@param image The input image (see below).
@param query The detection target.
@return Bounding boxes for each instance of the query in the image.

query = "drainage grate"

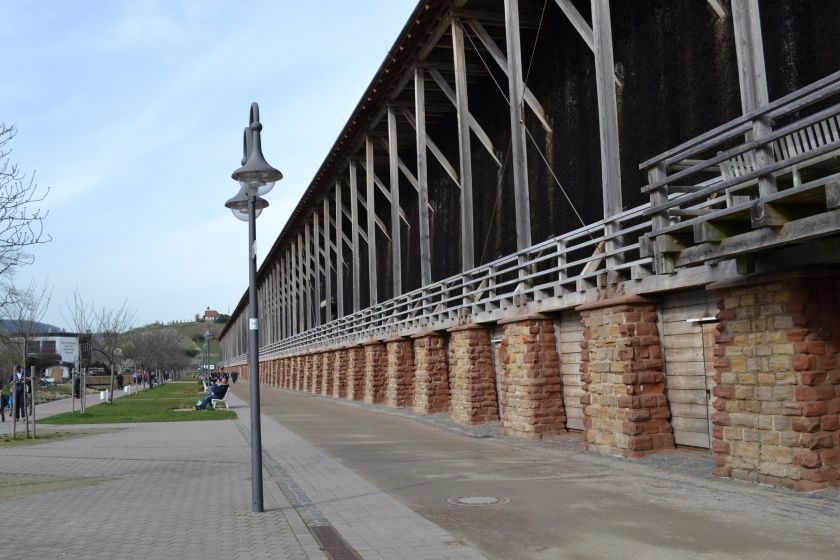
[310,525,361,560]
[446,496,511,507]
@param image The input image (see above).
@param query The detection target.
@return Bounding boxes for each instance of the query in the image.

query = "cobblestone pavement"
[0,412,324,559]
[1,386,487,560]
[0,385,139,436]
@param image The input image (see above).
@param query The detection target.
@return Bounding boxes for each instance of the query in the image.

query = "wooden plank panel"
[675,431,711,448]
[668,389,709,405]
[556,313,583,431]
[660,291,715,448]
[671,416,712,433]
[670,402,709,419]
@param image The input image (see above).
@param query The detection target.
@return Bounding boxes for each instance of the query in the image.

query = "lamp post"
[203,327,212,377]
[225,102,282,513]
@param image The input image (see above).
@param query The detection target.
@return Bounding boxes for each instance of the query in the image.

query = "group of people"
[194,373,230,410]
[0,367,31,423]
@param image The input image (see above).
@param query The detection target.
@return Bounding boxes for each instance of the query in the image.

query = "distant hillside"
[0,319,64,333]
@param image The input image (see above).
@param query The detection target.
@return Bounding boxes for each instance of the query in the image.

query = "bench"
[211,390,230,409]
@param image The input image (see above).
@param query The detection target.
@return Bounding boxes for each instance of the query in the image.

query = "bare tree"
[3,279,52,368]
[126,327,191,383]
[0,124,50,278]
[92,302,135,403]
[1,279,51,438]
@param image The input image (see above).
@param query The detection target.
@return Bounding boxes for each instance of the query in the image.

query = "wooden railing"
[223,204,652,364]
[640,71,840,273]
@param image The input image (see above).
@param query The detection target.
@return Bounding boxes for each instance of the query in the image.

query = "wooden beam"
[356,189,391,240]
[366,136,378,304]
[313,213,322,327]
[415,67,433,288]
[553,0,593,51]
[706,0,727,19]
[592,0,622,220]
[678,209,840,266]
[388,106,403,297]
[505,0,532,251]
[357,159,409,226]
[732,0,775,198]
[304,224,313,330]
[334,181,344,318]
[349,161,361,313]
[427,68,502,167]
[323,198,332,323]
[452,17,475,270]
[732,0,769,114]
[398,106,461,189]
[463,18,552,133]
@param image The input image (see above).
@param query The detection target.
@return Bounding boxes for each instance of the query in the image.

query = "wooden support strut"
[427,67,502,167]
[366,136,378,305]
[504,0,532,252]
[335,181,345,318]
[398,106,461,189]
[452,17,475,271]
[415,66,433,289]
[463,17,551,133]
[387,106,403,298]
[349,161,361,313]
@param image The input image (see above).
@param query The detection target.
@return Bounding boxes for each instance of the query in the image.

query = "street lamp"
[203,327,212,377]
[225,102,282,513]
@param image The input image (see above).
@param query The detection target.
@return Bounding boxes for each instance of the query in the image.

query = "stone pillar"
[712,273,840,490]
[346,346,365,401]
[447,325,499,425]
[578,296,674,458]
[385,338,415,408]
[363,341,387,404]
[413,333,450,414]
[333,349,348,399]
[499,317,566,440]
[322,351,334,396]
[293,355,302,391]
[312,353,323,394]
[305,354,315,392]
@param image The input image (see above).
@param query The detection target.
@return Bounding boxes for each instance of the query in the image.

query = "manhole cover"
[446,496,511,507]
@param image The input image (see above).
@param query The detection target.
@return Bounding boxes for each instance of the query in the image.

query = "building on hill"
[219,0,840,491]
[203,307,220,322]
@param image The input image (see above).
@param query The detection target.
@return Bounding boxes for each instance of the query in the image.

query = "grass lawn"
[43,381,235,424]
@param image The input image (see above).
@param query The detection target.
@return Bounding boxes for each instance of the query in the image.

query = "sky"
[0,0,418,329]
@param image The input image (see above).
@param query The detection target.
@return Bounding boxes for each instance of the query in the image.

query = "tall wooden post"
[323,197,333,323]
[504,0,531,251]
[335,180,346,317]
[592,0,622,273]
[414,67,432,288]
[349,162,361,312]
[366,136,378,304]
[388,106,403,297]
[452,18,475,271]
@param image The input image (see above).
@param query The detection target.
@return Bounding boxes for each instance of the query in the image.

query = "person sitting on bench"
[195,377,228,410]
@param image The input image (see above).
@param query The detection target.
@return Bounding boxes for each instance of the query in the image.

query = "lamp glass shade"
[225,186,268,221]
[241,180,275,197]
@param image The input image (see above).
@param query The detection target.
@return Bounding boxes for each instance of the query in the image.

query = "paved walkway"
[242,384,840,560]
[0,384,487,560]
[3,382,839,559]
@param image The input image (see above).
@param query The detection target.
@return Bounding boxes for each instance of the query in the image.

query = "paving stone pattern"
[2,388,488,560]
[0,419,321,560]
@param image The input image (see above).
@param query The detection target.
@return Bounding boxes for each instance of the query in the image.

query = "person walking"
[11,367,25,420]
